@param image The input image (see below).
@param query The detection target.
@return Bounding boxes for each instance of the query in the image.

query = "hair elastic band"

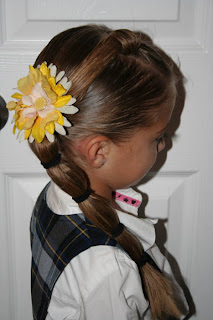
[138,252,161,273]
[72,190,91,203]
[41,153,61,169]
[111,222,125,238]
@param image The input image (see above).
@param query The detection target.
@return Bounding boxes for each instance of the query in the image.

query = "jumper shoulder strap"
[30,183,117,320]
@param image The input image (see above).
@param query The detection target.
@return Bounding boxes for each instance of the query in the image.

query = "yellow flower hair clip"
[6,62,78,143]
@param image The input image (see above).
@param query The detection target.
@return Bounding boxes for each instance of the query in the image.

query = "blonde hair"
[30,25,182,319]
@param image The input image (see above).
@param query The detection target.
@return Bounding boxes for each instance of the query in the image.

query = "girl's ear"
[78,135,111,168]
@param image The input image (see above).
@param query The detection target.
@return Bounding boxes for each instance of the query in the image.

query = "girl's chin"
[116,178,146,190]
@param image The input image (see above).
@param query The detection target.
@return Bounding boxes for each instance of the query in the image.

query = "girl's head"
[32,24,177,190]
[9,25,182,319]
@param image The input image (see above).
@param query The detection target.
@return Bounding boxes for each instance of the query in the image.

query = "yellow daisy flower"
[7,62,78,143]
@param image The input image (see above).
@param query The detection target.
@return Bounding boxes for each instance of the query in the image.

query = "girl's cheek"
[150,148,158,166]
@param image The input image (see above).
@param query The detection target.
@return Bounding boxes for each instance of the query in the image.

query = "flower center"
[35,97,47,110]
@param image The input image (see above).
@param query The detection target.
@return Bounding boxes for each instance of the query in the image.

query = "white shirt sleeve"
[46,246,149,320]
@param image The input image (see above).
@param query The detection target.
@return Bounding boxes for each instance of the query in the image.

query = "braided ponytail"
[31,137,181,320]
[30,25,184,319]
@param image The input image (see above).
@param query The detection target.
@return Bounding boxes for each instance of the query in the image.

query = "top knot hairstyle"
[30,25,182,319]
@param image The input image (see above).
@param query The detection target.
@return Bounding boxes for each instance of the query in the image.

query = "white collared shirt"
[45,182,185,320]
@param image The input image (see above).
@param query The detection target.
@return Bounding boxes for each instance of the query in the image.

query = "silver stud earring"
[100,160,105,167]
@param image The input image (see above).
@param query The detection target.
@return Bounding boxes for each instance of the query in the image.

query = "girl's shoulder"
[45,181,157,251]
[47,245,148,320]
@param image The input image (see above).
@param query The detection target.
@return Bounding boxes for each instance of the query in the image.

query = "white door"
[0,0,212,319]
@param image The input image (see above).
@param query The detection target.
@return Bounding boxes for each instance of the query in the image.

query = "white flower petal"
[31,82,44,100]
[48,63,53,68]
[68,105,78,114]
[59,77,68,87]
[55,122,66,135]
[45,130,55,143]
[63,117,72,127]
[50,65,57,78]
[67,97,76,105]
[64,81,72,93]
[37,64,41,69]
[11,118,15,124]
[44,61,47,65]
[17,130,21,139]
[22,95,33,106]
[18,130,25,142]
[23,107,37,118]
[29,133,34,143]
[56,105,79,114]
[56,71,65,83]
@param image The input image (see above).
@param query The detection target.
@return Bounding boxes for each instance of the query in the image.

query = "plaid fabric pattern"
[30,183,117,320]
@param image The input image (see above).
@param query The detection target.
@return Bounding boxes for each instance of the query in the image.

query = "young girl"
[7,25,186,320]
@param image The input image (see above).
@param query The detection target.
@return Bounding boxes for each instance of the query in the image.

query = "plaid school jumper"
[30,184,118,320]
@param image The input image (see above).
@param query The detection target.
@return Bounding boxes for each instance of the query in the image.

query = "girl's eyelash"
[156,132,168,143]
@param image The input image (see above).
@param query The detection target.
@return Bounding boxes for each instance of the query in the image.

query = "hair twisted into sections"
[30,25,182,319]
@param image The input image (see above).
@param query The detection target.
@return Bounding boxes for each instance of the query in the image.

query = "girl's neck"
[85,166,124,211]
[89,180,123,211]
[91,181,113,202]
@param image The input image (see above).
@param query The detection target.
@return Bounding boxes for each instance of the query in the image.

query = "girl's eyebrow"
[156,125,167,135]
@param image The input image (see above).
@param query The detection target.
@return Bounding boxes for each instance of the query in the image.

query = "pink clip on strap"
[113,191,141,207]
